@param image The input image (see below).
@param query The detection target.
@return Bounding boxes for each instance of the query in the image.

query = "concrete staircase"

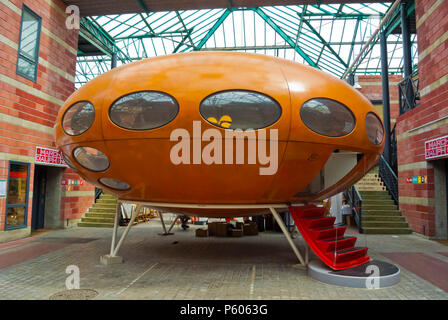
[78,193,117,228]
[356,169,412,234]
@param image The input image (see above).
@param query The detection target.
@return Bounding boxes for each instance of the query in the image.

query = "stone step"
[100,193,116,198]
[362,210,402,216]
[358,175,381,180]
[362,204,398,211]
[368,166,379,173]
[359,191,390,196]
[362,227,413,234]
[91,203,117,209]
[81,217,115,223]
[78,222,114,228]
[362,215,406,222]
[362,199,395,205]
[88,207,116,213]
[362,221,409,228]
[96,199,117,204]
[357,184,384,188]
[85,213,116,218]
[360,194,392,200]
[357,176,381,181]
[357,186,386,191]
[357,181,383,186]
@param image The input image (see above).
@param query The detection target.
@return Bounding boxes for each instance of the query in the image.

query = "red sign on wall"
[35,146,67,167]
[425,135,448,160]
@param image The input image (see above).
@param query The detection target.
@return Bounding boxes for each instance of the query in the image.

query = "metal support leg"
[110,203,121,256]
[112,204,140,256]
[167,215,180,233]
[101,204,141,265]
[269,207,307,267]
[158,212,174,236]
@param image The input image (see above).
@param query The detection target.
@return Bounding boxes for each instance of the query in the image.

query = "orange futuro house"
[54,52,384,217]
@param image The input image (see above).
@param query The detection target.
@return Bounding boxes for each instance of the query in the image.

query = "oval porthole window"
[300,98,355,137]
[61,152,77,171]
[365,112,384,145]
[109,91,179,130]
[99,178,130,191]
[73,147,109,172]
[62,101,95,136]
[199,90,282,130]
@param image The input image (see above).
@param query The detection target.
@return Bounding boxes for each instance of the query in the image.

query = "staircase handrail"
[344,184,363,234]
[94,188,103,203]
[379,155,399,205]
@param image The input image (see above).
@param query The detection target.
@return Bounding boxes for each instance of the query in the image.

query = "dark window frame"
[16,4,42,82]
[4,161,30,231]
[299,97,356,138]
[62,101,95,136]
[199,89,283,130]
[109,90,180,131]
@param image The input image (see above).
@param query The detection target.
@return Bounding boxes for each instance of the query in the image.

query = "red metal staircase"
[289,206,370,270]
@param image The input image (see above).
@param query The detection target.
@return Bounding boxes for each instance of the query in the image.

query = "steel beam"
[380,31,392,165]
[252,7,318,68]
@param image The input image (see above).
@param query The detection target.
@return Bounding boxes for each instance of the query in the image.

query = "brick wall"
[395,0,448,237]
[0,0,94,239]
[356,74,402,124]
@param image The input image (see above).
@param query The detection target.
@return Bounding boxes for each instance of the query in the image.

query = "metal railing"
[344,185,363,233]
[390,123,398,174]
[379,155,399,205]
[94,188,103,203]
[399,70,420,115]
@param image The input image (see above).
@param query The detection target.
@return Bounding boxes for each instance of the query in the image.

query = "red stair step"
[319,236,357,253]
[301,216,336,229]
[309,226,347,241]
[293,207,325,219]
[334,247,369,264]
[289,205,370,270]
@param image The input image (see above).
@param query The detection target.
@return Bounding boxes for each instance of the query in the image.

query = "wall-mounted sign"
[61,179,84,186]
[406,176,427,184]
[35,146,67,167]
[425,135,448,160]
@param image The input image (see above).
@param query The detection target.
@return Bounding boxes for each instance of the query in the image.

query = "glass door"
[5,162,30,230]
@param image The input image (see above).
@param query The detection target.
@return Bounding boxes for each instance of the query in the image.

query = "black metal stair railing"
[399,70,420,115]
[379,155,399,205]
[344,185,363,234]
[94,187,103,203]
[390,123,398,174]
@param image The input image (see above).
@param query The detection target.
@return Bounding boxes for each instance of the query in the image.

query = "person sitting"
[180,215,189,230]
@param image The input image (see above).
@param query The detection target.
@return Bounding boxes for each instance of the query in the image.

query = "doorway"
[434,159,448,239]
[31,165,47,230]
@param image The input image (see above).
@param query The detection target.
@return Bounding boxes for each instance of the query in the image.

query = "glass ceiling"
[76,2,418,88]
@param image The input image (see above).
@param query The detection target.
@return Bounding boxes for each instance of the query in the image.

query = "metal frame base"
[102,200,309,268]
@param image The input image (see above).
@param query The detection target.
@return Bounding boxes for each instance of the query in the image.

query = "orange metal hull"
[55,52,383,216]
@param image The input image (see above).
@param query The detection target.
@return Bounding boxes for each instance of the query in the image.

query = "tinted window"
[99,178,131,191]
[62,101,95,136]
[300,98,355,137]
[73,147,109,172]
[16,6,41,82]
[109,91,179,130]
[200,90,282,130]
[365,112,384,145]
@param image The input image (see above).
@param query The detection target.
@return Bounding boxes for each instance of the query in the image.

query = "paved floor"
[0,218,447,300]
